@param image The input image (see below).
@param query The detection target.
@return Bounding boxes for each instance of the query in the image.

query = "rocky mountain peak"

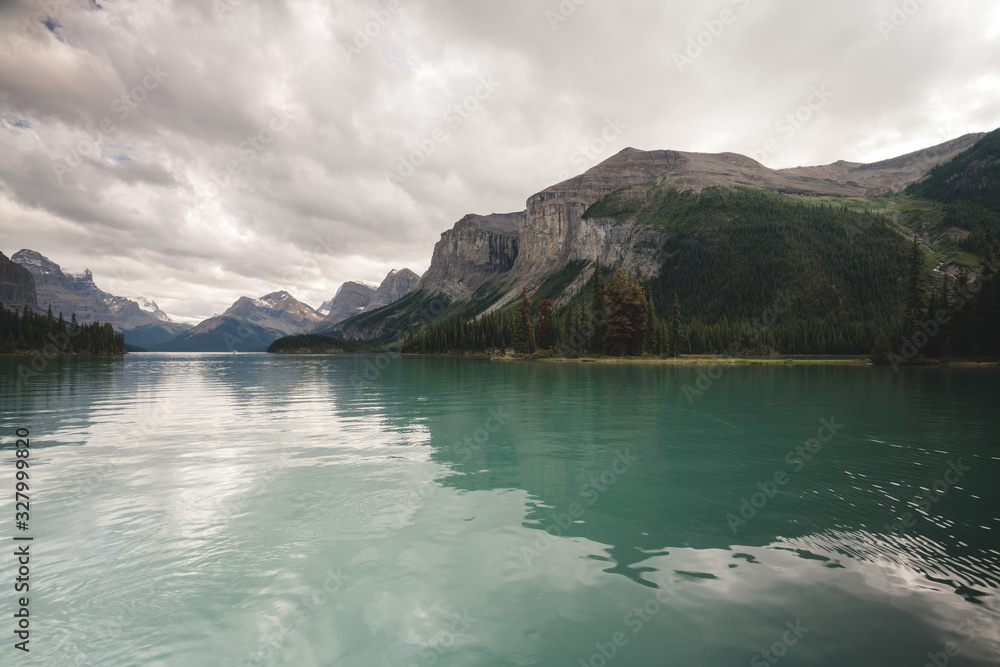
[11,249,75,290]
[318,281,378,327]
[362,268,421,313]
[224,291,322,329]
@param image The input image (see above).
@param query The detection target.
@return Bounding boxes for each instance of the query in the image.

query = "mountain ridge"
[326,129,997,345]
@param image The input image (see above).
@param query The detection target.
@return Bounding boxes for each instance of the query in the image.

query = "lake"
[1,354,998,666]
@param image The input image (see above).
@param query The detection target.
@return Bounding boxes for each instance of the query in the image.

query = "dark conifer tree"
[513,287,535,354]
[670,293,682,357]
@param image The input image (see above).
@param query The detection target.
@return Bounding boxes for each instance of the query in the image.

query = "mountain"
[314,270,420,340]
[329,130,997,348]
[152,291,322,352]
[316,281,377,328]
[11,250,191,348]
[224,292,325,332]
[0,251,37,309]
[362,269,420,312]
[103,295,193,349]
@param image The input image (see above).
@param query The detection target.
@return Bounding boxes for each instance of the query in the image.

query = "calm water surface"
[0,354,998,666]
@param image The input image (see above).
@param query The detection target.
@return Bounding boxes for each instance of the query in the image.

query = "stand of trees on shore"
[403,240,999,361]
[0,303,126,355]
[402,265,681,357]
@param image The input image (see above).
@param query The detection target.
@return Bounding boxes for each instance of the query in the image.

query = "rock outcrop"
[0,251,37,309]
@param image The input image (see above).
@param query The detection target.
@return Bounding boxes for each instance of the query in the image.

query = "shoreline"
[484,355,1000,366]
[493,355,871,365]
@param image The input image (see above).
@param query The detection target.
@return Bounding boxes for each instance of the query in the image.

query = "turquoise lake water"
[1,354,998,666]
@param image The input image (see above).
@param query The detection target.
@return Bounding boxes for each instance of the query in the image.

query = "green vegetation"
[0,304,126,355]
[266,333,360,354]
[582,185,644,222]
[403,311,514,354]
[875,242,999,363]
[631,185,911,354]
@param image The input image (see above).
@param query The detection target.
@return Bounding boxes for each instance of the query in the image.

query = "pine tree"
[670,293,681,357]
[536,299,555,351]
[870,332,891,364]
[590,262,606,354]
[513,287,535,354]
[602,271,651,356]
[902,240,925,341]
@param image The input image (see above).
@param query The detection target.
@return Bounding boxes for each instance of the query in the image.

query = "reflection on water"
[0,354,998,666]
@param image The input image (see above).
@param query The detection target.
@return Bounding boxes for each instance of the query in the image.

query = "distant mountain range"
[10,250,193,349]
[1,247,422,352]
[318,281,377,327]
[0,245,421,352]
[152,269,420,351]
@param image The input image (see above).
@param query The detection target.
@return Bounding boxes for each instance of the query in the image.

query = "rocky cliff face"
[0,252,37,309]
[318,281,376,327]
[415,213,521,299]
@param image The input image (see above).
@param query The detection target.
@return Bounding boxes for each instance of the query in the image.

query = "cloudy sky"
[1,0,998,319]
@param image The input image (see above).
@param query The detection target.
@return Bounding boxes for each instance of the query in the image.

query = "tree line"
[402,264,683,357]
[0,303,126,355]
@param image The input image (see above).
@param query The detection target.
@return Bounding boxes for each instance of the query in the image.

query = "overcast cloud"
[1,0,998,318]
